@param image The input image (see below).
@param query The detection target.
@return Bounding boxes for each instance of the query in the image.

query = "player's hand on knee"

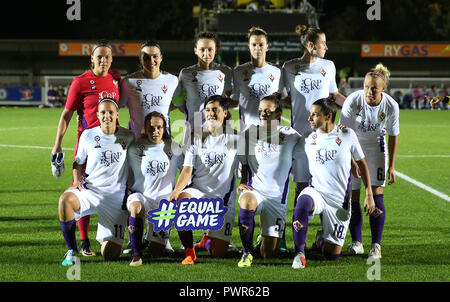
[168,189,181,202]
[237,184,253,194]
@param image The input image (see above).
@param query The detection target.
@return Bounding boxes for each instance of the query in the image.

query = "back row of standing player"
[53,24,399,268]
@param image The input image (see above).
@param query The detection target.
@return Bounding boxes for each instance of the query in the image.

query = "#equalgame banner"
[361,43,450,58]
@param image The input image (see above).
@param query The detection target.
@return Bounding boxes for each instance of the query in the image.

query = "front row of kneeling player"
[58,95,374,268]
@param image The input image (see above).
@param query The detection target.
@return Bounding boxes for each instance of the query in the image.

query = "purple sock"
[323,250,340,261]
[293,195,314,253]
[60,219,78,252]
[349,200,363,242]
[370,194,386,244]
[128,216,143,257]
[205,239,211,253]
[238,209,255,254]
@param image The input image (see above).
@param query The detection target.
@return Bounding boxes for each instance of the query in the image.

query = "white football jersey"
[339,90,400,146]
[75,126,135,195]
[303,126,365,208]
[119,70,180,139]
[128,139,183,202]
[231,62,285,128]
[283,58,338,134]
[183,132,239,198]
[243,125,303,203]
[178,63,232,127]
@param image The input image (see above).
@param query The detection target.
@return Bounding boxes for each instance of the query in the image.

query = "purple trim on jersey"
[379,135,385,153]
[246,166,253,187]
[309,174,314,188]
[222,175,236,207]
[81,115,87,131]
[121,188,129,211]
[281,168,292,204]
[342,170,352,210]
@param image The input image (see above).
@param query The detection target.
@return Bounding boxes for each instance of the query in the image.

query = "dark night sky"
[1,0,448,41]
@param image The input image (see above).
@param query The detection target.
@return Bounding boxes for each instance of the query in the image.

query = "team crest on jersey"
[311,133,317,145]
[161,84,168,94]
[90,80,95,84]
[192,71,198,82]
[94,136,101,148]
[113,80,118,88]
[243,70,249,82]
[139,145,146,156]
[293,220,303,232]
[167,151,173,160]
[380,112,386,121]
[91,85,96,90]
[217,74,223,83]
[136,80,142,92]
[320,68,326,77]
[336,137,342,146]
[120,140,127,150]
[269,73,274,82]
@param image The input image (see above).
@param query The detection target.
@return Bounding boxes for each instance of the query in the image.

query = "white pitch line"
[0,144,74,151]
[281,116,291,124]
[395,170,450,202]
[397,155,450,158]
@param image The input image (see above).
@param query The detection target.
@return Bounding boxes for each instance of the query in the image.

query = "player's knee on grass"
[323,242,342,261]
[260,236,280,259]
[101,241,122,261]
[209,238,229,258]
[239,192,258,211]
[58,192,80,221]
[148,242,165,257]
[129,201,145,218]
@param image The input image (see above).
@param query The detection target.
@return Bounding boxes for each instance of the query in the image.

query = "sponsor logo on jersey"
[90,80,95,84]
[136,80,142,92]
[300,78,322,94]
[204,151,227,167]
[358,120,380,132]
[139,145,146,156]
[100,150,122,167]
[257,141,279,158]
[146,160,169,176]
[315,148,338,164]
[249,83,271,99]
[143,93,163,109]
[199,84,220,99]
[98,91,117,100]
[94,136,101,148]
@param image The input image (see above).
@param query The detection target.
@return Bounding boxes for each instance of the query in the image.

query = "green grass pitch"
[0,106,448,283]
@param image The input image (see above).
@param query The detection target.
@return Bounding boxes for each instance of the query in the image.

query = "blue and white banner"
[0,87,42,102]
[148,198,228,232]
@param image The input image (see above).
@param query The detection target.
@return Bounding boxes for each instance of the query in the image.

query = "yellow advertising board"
[361,43,450,58]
